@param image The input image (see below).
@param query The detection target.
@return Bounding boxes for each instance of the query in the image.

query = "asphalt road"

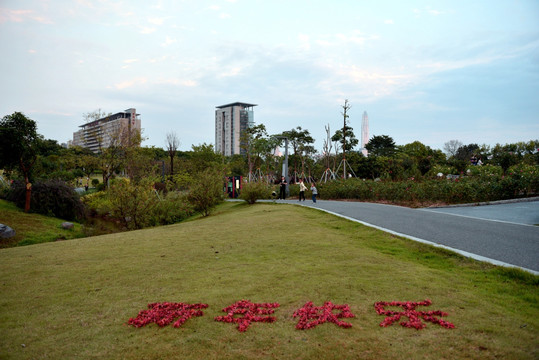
[274,198,539,274]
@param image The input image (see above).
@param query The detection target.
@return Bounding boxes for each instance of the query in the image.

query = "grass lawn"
[0,202,537,359]
[0,199,86,248]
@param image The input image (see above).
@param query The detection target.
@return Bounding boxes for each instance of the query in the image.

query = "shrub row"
[315,165,538,204]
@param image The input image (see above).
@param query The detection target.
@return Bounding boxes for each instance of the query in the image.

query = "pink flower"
[128,302,208,328]
[293,301,355,330]
[214,300,280,332]
[374,299,454,330]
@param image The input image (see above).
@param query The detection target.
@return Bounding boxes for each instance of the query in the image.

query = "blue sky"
[1,0,538,152]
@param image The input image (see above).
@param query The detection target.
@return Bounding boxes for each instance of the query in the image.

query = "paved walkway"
[271,198,539,274]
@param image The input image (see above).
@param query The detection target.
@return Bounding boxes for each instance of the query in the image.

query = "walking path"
[271,198,539,274]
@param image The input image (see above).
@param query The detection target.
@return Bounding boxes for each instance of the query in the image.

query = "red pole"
[24,182,31,212]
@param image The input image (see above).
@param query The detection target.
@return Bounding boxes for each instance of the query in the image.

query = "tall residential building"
[215,102,256,156]
[361,111,369,156]
[72,108,141,153]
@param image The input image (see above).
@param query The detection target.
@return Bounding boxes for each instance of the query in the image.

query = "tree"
[443,140,463,158]
[365,135,396,157]
[280,126,315,178]
[322,124,334,170]
[454,143,479,162]
[241,124,268,181]
[331,126,359,153]
[165,131,180,176]
[0,112,41,211]
[399,141,445,175]
[187,143,223,174]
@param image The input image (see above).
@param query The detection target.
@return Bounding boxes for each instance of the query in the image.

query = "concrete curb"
[425,196,539,209]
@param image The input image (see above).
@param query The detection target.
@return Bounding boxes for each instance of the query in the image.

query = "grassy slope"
[0,199,85,247]
[0,202,537,359]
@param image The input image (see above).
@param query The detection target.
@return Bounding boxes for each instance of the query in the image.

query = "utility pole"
[341,99,351,179]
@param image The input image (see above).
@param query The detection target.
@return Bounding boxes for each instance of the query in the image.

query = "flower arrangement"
[214,299,280,332]
[374,299,455,330]
[128,302,208,328]
[128,299,455,331]
[293,301,355,330]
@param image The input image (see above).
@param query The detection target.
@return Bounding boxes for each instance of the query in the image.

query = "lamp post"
[276,136,289,196]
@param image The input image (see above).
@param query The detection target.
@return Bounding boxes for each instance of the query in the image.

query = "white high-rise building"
[215,102,256,156]
[72,108,141,153]
[361,111,369,156]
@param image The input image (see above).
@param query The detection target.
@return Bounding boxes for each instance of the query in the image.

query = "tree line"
[1,110,537,230]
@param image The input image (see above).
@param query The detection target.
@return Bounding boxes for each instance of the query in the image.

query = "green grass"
[0,202,537,359]
[0,199,86,247]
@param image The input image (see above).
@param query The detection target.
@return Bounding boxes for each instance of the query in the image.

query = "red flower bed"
[293,301,355,330]
[214,299,280,332]
[128,302,208,328]
[374,299,455,330]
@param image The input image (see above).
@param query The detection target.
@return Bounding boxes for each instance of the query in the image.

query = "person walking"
[279,176,287,200]
[298,179,307,201]
[310,183,318,203]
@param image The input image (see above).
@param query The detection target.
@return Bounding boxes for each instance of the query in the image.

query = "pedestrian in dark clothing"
[279,176,287,200]
[310,183,318,203]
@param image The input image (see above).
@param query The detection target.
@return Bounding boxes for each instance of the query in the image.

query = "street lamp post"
[276,136,289,196]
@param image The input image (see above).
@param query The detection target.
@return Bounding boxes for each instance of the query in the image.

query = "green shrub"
[91,179,99,187]
[107,178,159,230]
[187,168,223,216]
[7,180,85,220]
[239,181,272,204]
[152,191,194,225]
[81,191,112,217]
[316,171,538,205]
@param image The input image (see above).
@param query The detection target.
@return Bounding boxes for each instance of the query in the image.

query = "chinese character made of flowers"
[293,301,355,330]
[214,299,280,332]
[374,299,455,330]
[128,302,208,328]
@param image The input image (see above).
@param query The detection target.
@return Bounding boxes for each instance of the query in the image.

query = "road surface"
[272,198,539,274]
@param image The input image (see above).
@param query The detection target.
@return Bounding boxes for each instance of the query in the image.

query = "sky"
[1,0,538,153]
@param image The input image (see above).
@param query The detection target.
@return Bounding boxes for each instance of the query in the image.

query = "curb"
[426,196,539,209]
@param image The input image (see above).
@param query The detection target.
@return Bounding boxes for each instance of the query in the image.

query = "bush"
[152,191,194,225]
[7,180,85,220]
[91,178,99,187]
[316,171,538,205]
[239,181,272,204]
[81,191,112,217]
[187,168,223,216]
[107,178,159,230]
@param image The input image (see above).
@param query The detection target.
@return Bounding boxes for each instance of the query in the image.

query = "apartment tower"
[215,102,256,156]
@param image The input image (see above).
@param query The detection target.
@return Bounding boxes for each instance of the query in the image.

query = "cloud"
[384,19,394,25]
[298,33,310,50]
[0,8,53,24]
[161,36,177,47]
[148,17,166,25]
[158,79,198,87]
[315,30,378,48]
[139,26,156,34]
[112,77,148,90]
[121,59,139,68]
